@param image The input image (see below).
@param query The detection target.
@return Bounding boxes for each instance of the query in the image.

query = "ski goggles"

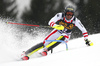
[66,12,73,16]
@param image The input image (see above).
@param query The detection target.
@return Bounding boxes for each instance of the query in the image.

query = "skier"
[21,6,93,60]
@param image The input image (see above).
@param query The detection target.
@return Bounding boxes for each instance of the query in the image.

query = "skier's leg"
[46,35,65,51]
[63,32,71,43]
[41,32,71,55]
[40,35,65,56]
[38,29,63,56]
[43,29,61,46]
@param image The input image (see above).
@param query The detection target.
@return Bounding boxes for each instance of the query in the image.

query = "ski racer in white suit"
[21,6,93,60]
[43,6,93,49]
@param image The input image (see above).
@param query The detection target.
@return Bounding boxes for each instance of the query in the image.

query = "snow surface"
[0,20,100,66]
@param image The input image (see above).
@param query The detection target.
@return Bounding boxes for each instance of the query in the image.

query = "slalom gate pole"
[45,40,68,51]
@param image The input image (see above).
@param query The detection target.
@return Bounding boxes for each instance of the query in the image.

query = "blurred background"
[0,0,100,39]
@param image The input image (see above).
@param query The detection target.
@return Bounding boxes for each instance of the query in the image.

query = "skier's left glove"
[85,39,93,46]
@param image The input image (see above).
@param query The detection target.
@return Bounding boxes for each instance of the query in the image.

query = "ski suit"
[43,12,88,51]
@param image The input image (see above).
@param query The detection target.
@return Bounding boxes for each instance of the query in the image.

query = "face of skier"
[65,12,73,20]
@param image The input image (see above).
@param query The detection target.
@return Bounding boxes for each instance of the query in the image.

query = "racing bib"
[56,20,75,30]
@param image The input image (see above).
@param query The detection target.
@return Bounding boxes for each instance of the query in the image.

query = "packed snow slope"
[0,19,100,66]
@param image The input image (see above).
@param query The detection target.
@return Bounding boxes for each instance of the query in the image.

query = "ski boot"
[40,51,47,56]
[39,49,48,56]
[21,51,29,60]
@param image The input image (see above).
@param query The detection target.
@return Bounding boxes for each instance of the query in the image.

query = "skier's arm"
[48,13,64,30]
[75,18,93,46]
[75,18,88,40]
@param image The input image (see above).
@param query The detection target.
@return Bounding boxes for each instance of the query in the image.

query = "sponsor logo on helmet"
[67,8,74,11]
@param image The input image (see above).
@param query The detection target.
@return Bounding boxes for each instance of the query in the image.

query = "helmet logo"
[67,8,74,11]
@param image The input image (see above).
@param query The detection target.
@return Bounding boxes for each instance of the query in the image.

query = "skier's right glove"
[85,39,93,46]
[52,25,64,30]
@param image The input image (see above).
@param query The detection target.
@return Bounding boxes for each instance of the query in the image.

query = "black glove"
[85,39,93,46]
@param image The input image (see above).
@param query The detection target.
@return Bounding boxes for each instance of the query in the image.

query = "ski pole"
[6,22,51,28]
[7,22,40,27]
